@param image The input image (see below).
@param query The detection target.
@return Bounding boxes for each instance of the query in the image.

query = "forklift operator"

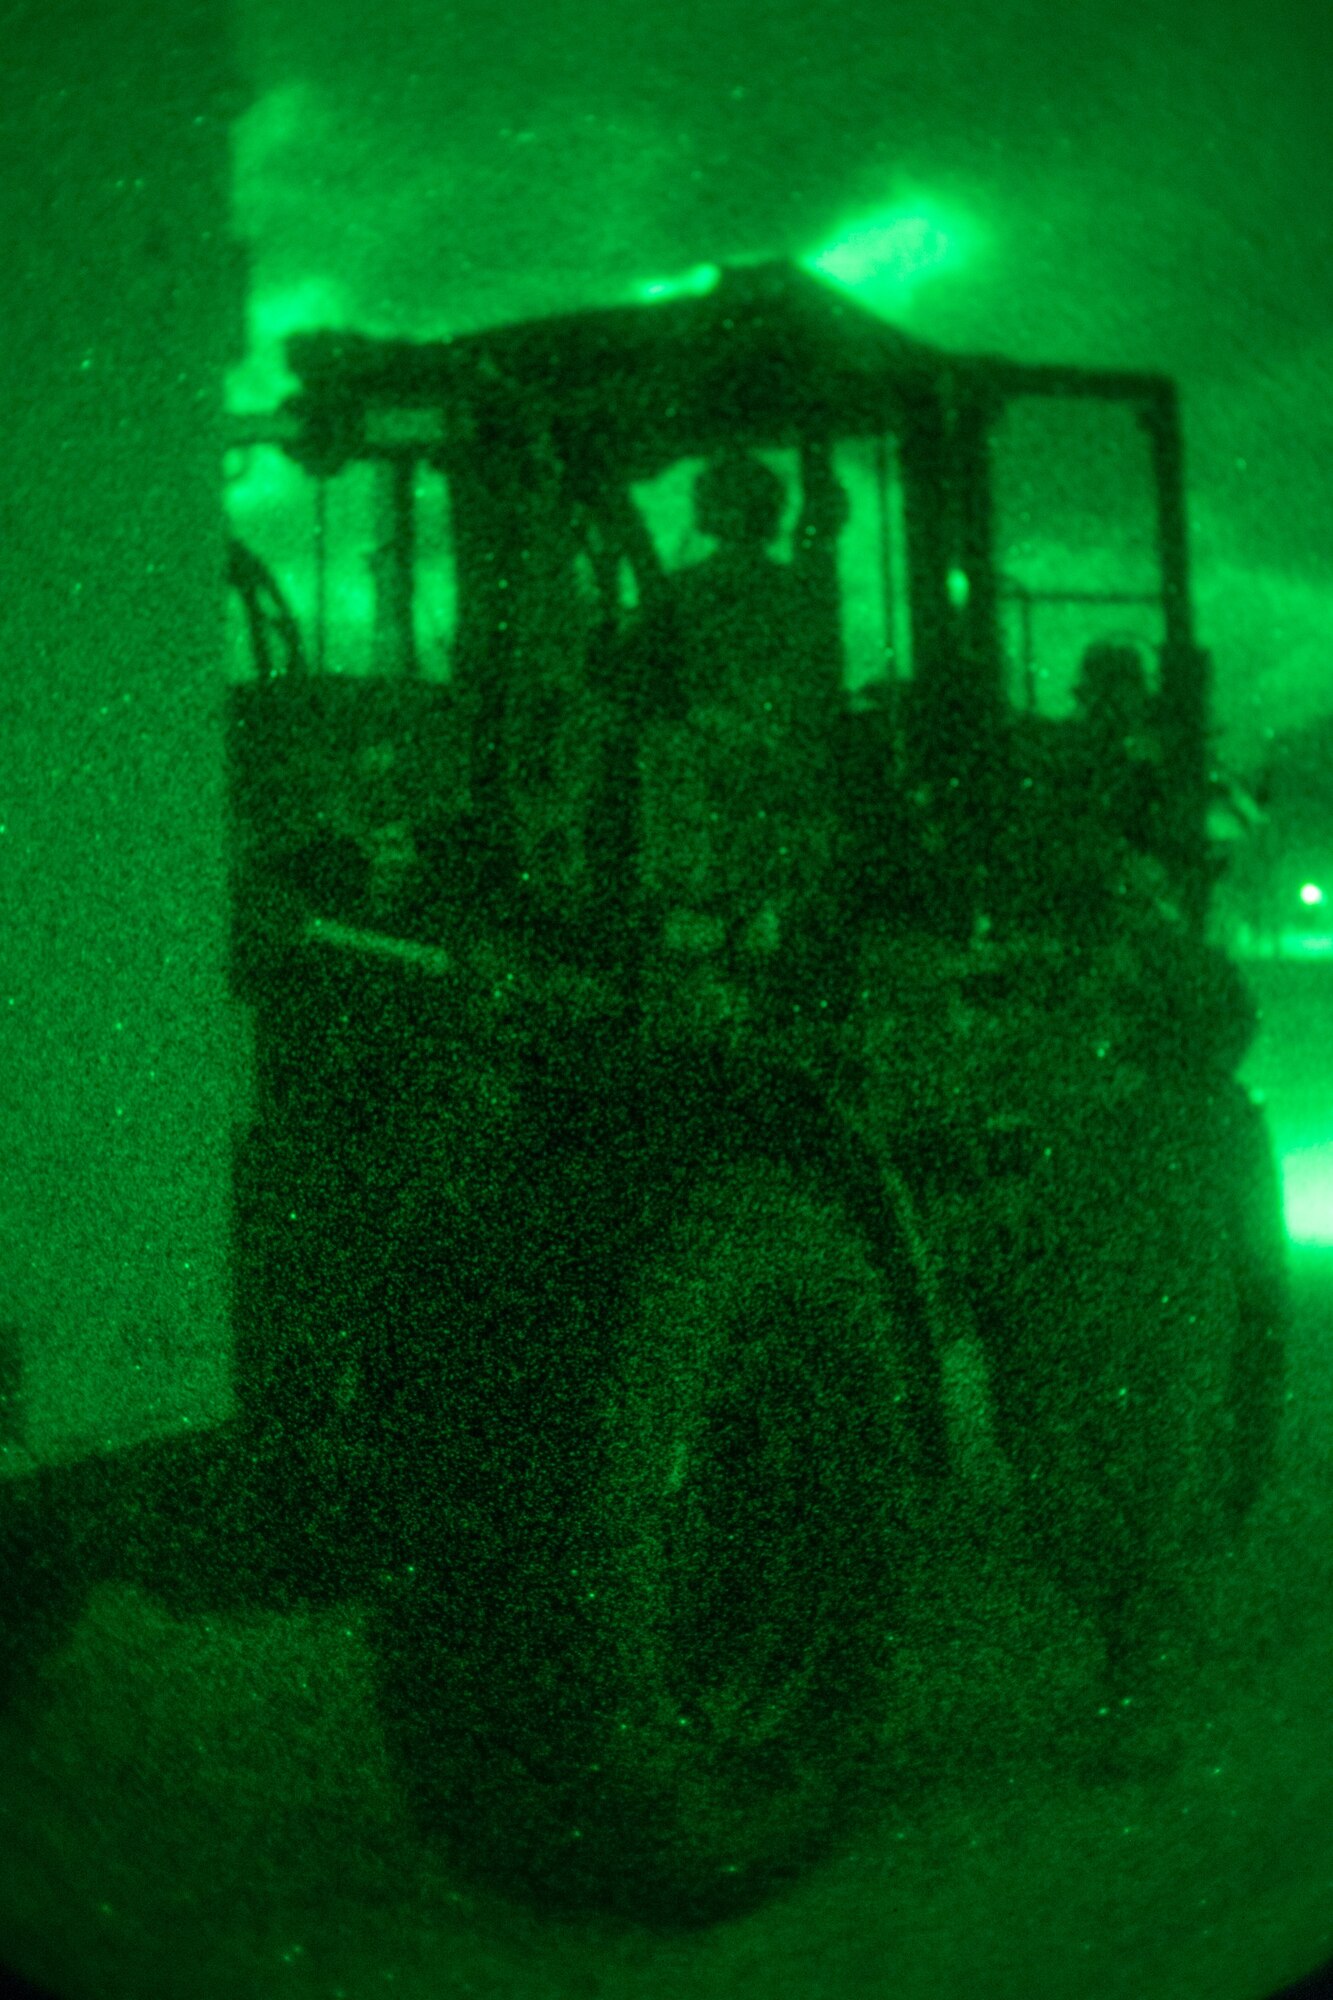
[639,448,847,990]
[1032,640,1173,948]
[1068,641,1165,850]
[668,449,821,713]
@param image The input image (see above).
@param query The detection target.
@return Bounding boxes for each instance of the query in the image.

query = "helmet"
[693,451,786,547]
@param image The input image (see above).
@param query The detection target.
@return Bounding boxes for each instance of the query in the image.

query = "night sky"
[231,0,1333,764]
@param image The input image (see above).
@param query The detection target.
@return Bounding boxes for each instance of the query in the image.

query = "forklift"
[2,259,1290,1931]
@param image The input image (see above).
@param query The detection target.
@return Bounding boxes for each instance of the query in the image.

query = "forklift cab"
[225,258,1215,1021]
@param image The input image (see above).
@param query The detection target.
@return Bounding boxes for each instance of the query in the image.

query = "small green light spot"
[636,263,720,303]
[947,568,971,608]
[1299,881,1325,907]
[805,208,959,297]
[1281,1142,1333,1244]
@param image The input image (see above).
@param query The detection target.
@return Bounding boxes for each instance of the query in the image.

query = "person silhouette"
[639,449,847,972]
[1067,641,1164,850]
[662,447,846,720]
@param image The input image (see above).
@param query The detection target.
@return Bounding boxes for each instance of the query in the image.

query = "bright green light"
[250,277,349,346]
[227,278,352,414]
[223,444,304,520]
[1279,932,1333,958]
[1299,882,1325,907]
[1280,1144,1333,1245]
[802,205,963,305]
[635,263,721,303]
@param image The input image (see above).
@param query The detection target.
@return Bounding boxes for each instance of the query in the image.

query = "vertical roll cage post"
[443,420,660,940]
[561,473,671,981]
[367,453,420,681]
[1140,382,1212,932]
[888,385,998,942]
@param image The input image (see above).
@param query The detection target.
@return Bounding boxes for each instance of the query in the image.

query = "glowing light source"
[1280,1144,1333,1246]
[635,264,721,303]
[227,277,353,415]
[223,445,304,518]
[802,203,967,309]
[1299,882,1325,907]
[1278,931,1333,958]
[250,278,350,347]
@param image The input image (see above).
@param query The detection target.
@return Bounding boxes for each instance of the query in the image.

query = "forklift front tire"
[594,1160,932,1885]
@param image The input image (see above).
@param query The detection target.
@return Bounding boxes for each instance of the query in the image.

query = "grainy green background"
[2,0,1331,1993]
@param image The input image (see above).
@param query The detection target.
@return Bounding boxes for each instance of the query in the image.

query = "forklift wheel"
[590,1154,934,1918]
[367,1131,937,1932]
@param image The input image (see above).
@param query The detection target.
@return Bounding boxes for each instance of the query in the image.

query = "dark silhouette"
[0,263,1295,1943]
[1067,641,1165,849]
[1005,641,1174,947]
[663,446,846,721]
[667,451,807,707]
[635,447,852,1017]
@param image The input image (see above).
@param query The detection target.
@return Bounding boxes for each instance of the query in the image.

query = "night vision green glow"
[9,5,1333,1997]
[1280,1145,1333,1245]
[635,263,722,303]
[227,277,352,414]
[803,205,964,306]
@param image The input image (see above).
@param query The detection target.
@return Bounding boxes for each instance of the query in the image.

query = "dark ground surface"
[0,1238,1331,2000]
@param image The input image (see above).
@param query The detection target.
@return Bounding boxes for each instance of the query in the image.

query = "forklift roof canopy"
[281,259,1174,482]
